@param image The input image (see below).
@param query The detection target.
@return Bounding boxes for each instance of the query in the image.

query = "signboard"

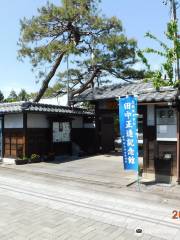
[61,122,71,142]
[53,122,60,142]
[119,96,138,171]
[53,122,70,143]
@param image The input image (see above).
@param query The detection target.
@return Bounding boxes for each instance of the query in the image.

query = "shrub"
[31,154,40,161]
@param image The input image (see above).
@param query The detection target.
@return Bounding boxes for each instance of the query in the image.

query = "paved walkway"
[1,154,141,187]
[3,154,180,197]
[0,154,180,239]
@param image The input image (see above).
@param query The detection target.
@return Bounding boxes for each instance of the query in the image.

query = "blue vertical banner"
[119,96,138,171]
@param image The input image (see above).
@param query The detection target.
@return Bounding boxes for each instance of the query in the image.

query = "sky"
[0,0,179,97]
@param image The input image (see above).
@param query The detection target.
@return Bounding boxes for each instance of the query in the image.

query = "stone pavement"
[0,193,163,240]
[1,154,141,187]
[0,154,180,239]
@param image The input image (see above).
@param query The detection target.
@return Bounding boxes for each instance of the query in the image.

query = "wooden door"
[4,131,24,158]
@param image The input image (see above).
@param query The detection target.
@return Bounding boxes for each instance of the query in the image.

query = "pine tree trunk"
[33,52,65,102]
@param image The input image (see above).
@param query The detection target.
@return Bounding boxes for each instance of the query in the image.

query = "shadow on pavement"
[46,151,124,164]
[45,154,98,164]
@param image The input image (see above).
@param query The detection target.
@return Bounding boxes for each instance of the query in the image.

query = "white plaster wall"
[84,123,95,128]
[72,117,83,128]
[157,125,177,141]
[39,95,68,106]
[4,114,23,128]
[27,113,49,128]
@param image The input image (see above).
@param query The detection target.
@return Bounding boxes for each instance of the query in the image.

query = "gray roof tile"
[73,81,178,103]
[0,101,94,116]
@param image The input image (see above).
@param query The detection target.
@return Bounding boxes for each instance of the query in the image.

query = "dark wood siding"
[52,142,71,155]
[27,128,50,156]
[101,116,115,153]
[146,126,157,171]
[71,128,98,154]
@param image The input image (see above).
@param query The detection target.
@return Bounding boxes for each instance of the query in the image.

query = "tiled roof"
[73,81,179,103]
[0,101,94,116]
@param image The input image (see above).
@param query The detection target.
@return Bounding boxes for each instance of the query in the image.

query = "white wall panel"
[157,125,177,141]
[27,113,49,128]
[84,123,95,128]
[4,114,23,128]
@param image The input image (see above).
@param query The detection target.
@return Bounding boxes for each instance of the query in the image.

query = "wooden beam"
[141,106,148,173]
[23,112,27,157]
[176,107,180,183]
[138,102,174,106]
[95,103,101,153]
[1,115,4,158]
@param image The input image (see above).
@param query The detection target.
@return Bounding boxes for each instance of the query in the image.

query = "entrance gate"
[101,116,114,153]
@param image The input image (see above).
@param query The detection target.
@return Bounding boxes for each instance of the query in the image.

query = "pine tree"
[0,91,4,102]
[18,0,144,102]
[6,90,18,102]
[18,89,29,101]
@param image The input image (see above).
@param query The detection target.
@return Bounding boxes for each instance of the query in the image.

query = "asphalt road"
[0,156,180,239]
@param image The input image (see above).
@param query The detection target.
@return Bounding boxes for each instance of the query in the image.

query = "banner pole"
[119,95,139,188]
[137,171,140,192]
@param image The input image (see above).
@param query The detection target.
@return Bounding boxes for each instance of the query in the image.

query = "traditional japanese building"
[0,101,95,163]
[73,81,180,183]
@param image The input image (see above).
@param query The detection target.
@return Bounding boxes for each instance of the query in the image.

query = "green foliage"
[6,90,18,102]
[29,82,64,99]
[18,89,29,101]
[8,90,18,99]
[0,90,4,102]
[43,82,64,97]
[31,154,40,160]
[138,20,180,89]
[57,19,144,96]
[18,0,101,68]
[18,0,144,101]
[81,101,95,109]
[5,89,30,102]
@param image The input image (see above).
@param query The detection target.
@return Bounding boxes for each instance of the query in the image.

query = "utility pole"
[67,55,70,106]
[169,1,180,184]
[170,0,180,81]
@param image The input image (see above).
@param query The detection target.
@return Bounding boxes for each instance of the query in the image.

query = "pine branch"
[71,68,100,97]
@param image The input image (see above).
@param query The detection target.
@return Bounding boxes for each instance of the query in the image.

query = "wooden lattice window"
[4,133,24,158]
